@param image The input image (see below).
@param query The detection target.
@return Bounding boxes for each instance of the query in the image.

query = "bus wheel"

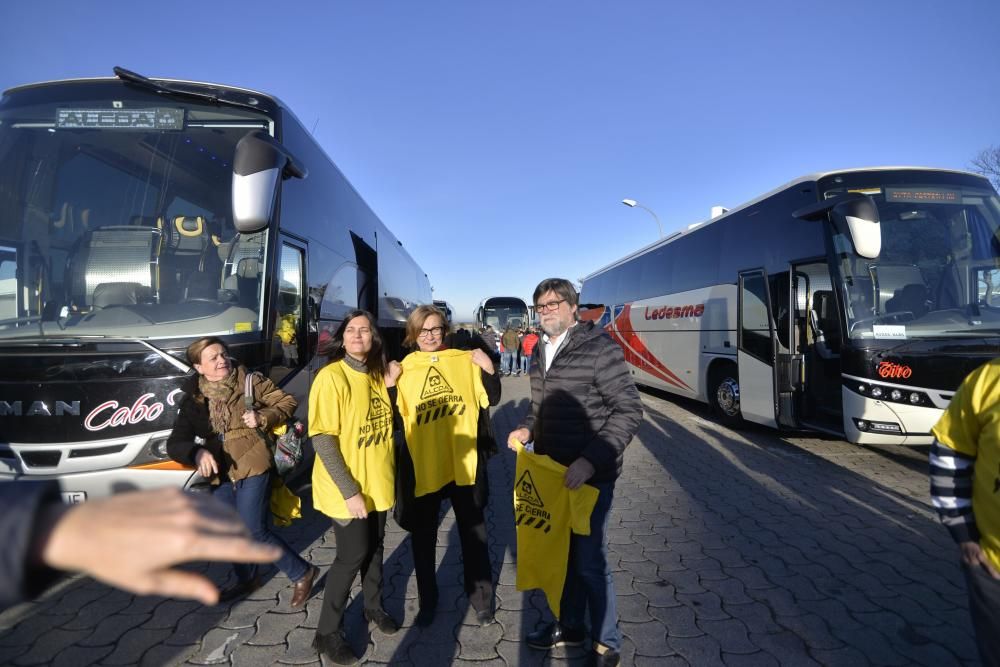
[710,368,744,428]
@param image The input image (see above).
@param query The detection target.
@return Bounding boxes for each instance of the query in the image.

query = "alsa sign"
[644,303,705,319]
[0,389,185,432]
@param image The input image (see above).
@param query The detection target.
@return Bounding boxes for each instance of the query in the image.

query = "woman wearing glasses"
[309,310,400,665]
[395,305,501,627]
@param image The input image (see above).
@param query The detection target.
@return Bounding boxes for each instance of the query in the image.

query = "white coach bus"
[580,168,1000,445]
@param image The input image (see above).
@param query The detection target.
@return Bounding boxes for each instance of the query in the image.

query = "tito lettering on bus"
[877,361,913,379]
[644,304,705,320]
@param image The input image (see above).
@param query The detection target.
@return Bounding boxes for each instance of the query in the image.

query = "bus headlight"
[890,389,903,401]
[909,392,922,404]
[870,386,883,399]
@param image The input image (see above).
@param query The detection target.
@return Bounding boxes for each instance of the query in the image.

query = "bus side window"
[271,242,306,379]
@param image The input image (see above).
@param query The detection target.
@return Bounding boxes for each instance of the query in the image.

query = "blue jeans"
[212,471,310,583]
[501,350,517,375]
[559,480,619,651]
[521,353,532,375]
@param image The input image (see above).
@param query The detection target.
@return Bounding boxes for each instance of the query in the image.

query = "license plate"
[61,491,87,504]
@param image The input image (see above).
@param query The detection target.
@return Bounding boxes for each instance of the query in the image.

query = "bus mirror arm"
[793,193,881,260]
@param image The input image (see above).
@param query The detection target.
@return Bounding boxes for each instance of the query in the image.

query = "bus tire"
[710,365,745,429]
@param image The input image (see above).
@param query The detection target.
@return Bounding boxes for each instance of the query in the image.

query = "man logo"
[420,366,453,400]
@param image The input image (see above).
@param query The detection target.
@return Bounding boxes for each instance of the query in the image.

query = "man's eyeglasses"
[417,326,445,339]
[534,299,566,314]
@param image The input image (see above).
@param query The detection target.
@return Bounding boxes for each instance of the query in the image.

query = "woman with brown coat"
[166,337,317,605]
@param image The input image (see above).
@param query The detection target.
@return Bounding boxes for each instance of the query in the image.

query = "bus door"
[773,269,799,428]
[738,270,778,427]
[793,261,844,432]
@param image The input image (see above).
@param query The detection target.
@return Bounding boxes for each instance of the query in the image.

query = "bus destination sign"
[56,107,184,130]
[885,187,961,204]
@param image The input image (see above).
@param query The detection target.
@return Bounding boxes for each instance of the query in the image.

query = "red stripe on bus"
[607,304,693,391]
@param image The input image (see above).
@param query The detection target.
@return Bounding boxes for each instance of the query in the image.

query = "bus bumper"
[842,387,941,445]
[0,429,198,501]
[0,466,196,502]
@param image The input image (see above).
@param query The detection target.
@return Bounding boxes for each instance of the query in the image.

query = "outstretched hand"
[39,487,281,605]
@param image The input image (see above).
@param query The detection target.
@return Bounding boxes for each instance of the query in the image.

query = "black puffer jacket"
[518,321,643,483]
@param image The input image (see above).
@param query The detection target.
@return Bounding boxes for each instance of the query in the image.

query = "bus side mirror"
[232,131,307,233]
[831,197,881,259]
[794,194,881,260]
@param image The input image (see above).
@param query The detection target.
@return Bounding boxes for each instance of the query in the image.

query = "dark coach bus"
[0,68,430,500]
[581,167,1000,445]
[475,296,529,331]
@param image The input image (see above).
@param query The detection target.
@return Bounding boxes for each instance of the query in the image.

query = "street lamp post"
[621,199,663,238]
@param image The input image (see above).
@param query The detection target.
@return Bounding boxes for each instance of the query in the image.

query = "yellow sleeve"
[472,356,489,409]
[569,484,600,536]
[931,363,995,458]
[308,366,341,437]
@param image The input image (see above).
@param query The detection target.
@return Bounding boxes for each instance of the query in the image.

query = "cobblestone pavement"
[0,376,979,666]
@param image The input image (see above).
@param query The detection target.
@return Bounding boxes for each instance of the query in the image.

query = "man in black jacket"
[507,278,643,667]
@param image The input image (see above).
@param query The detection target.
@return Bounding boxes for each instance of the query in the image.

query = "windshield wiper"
[114,66,263,113]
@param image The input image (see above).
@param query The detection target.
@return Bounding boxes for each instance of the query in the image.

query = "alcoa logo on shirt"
[358,395,392,448]
[515,469,553,533]
[415,366,467,426]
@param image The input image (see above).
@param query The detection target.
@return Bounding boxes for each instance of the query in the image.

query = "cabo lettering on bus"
[644,303,705,320]
[84,392,175,432]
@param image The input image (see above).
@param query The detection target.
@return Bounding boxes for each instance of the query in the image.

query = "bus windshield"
[827,183,1000,339]
[482,298,528,330]
[0,94,271,341]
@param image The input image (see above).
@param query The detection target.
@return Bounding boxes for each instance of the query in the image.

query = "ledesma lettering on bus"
[643,303,705,320]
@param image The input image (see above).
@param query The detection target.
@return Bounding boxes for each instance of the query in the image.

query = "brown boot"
[290,565,318,608]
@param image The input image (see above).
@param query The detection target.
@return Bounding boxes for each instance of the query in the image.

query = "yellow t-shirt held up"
[397,349,489,497]
[513,443,599,618]
[309,360,395,520]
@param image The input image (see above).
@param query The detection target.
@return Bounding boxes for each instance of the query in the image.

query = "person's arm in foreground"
[7,484,281,606]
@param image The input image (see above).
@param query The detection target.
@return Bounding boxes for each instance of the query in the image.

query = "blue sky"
[2,1,998,322]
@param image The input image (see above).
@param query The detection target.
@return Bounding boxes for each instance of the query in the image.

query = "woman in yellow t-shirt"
[309,310,400,665]
[397,304,501,627]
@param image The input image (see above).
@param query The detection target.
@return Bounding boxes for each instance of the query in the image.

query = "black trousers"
[410,482,493,613]
[964,561,1000,667]
[317,511,386,636]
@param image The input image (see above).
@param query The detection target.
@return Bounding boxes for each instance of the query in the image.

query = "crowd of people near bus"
[457,322,540,377]
[2,278,641,667]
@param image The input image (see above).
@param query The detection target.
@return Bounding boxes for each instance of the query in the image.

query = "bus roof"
[582,166,989,281]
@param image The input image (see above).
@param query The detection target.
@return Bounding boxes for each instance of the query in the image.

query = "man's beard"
[540,319,569,337]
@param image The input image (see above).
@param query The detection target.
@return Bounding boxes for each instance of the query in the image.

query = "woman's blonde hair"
[403,305,451,349]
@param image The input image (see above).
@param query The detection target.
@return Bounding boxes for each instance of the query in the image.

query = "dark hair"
[186,336,230,367]
[403,305,451,349]
[328,310,387,379]
[532,278,579,309]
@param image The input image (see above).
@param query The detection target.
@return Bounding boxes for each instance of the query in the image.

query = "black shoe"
[415,605,436,627]
[312,632,356,665]
[218,575,261,603]
[476,609,496,627]
[594,646,621,666]
[364,608,400,635]
[526,622,585,650]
